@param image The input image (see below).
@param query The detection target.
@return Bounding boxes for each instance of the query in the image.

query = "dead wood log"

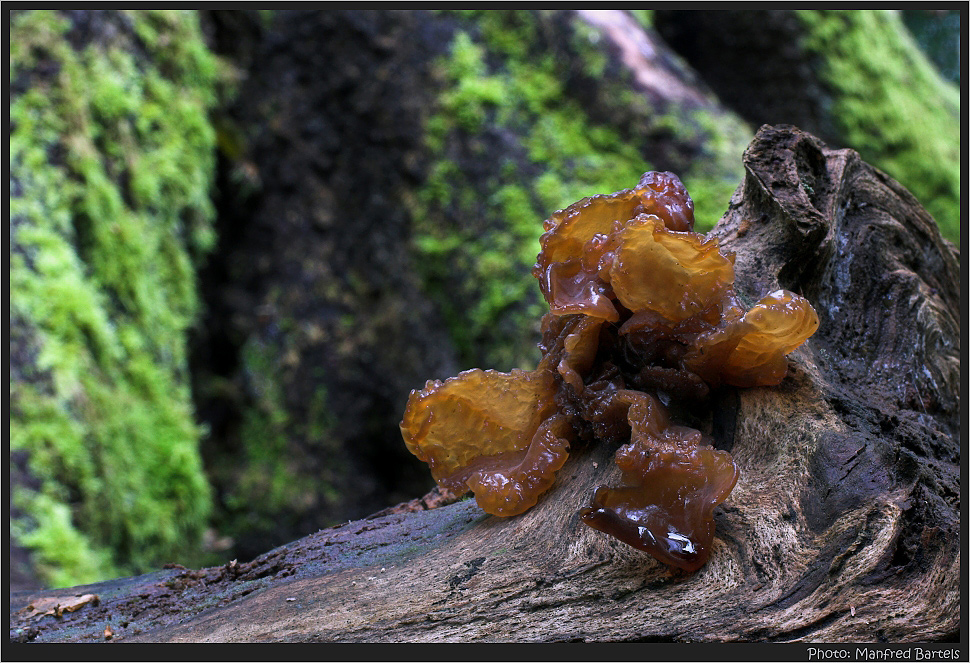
[9,125,960,643]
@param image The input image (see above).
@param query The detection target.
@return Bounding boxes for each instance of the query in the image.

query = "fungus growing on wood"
[401,172,818,571]
[400,361,572,517]
[578,390,739,572]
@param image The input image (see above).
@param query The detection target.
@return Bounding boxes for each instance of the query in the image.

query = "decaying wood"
[9,125,960,643]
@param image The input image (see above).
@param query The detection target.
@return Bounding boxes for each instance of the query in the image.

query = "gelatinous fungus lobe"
[579,391,739,572]
[400,359,571,517]
[532,171,698,322]
[609,216,735,322]
[680,288,819,388]
[715,289,820,387]
[401,170,819,572]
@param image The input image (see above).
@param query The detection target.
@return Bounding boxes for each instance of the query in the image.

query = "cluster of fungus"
[401,172,819,571]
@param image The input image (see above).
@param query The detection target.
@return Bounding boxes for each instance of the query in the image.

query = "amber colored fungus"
[401,172,819,571]
[400,362,572,517]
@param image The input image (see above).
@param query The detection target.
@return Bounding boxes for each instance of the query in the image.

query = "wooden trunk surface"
[9,125,961,644]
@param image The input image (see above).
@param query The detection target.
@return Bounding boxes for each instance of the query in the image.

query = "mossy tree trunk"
[653,9,961,242]
[9,9,220,590]
[10,126,959,643]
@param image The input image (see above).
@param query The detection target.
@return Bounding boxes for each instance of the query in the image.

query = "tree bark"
[9,125,960,643]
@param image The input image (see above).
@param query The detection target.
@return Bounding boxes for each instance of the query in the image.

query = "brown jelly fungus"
[401,172,819,571]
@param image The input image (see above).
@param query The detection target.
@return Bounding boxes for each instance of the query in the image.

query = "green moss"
[798,9,961,241]
[221,337,338,534]
[413,11,750,369]
[9,10,220,587]
[10,491,115,588]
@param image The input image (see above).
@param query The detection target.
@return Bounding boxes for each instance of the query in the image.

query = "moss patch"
[9,9,221,587]
[798,10,961,241]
